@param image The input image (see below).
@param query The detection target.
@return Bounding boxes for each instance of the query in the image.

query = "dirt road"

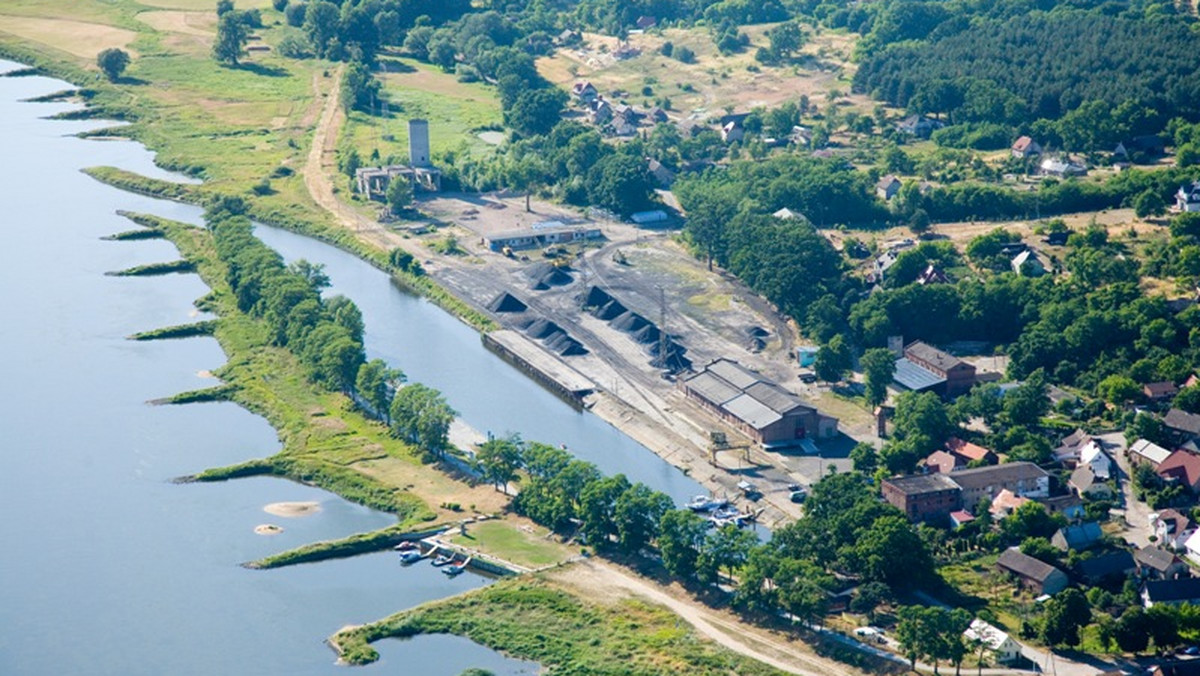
[557,558,862,676]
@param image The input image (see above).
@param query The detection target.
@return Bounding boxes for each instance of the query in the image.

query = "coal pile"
[611,311,650,333]
[583,286,613,307]
[488,292,527,313]
[521,317,588,356]
[746,326,769,338]
[584,285,692,374]
[526,262,573,290]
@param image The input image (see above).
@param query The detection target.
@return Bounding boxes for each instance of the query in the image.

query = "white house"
[1012,250,1046,277]
[1178,182,1200,213]
[1079,440,1113,480]
[1159,509,1199,552]
[721,121,744,143]
[963,619,1021,664]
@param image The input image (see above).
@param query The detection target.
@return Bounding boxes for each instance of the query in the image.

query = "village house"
[997,547,1069,595]
[1152,509,1196,551]
[681,359,837,448]
[1157,450,1200,493]
[1040,494,1085,520]
[896,115,944,139]
[1135,546,1190,580]
[917,264,949,285]
[1051,522,1102,551]
[924,438,996,473]
[590,98,613,124]
[873,249,901,282]
[1078,440,1113,479]
[721,120,744,143]
[880,473,963,522]
[1164,408,1200,446]
[1069,465,1113,499]
[1011,136,1041,158]
[876,175,902,201]
[1039,156,1087,178]
[1145,381,1180,403]
[1130,438,1174,469]
[571,81,598,103]
[646,159,675,188]
[924,450,965,475]
[1143,577,1200,607]
[1178,181,1200,213]
[949,510,976,528]
[1011,249,1046,277]
[1078,550,1136,584]
[989,489,1030,518]
[893,341,977,398]
[963,619,1021,664]
[952,462,1050,507]
[1055,428,1092,463]
[646,107,669,124]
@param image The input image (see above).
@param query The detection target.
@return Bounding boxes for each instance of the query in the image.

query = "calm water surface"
[0,62,531,676]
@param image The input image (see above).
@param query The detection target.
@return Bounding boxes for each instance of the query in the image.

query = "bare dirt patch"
[137,10,214,37]
[136,0,271,9]
[0,15,137,59]
[254,523,283,535]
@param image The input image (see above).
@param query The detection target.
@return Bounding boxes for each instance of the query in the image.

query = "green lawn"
[449,519,575,569]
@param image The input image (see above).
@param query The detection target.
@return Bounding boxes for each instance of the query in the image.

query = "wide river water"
[0,60,701,674]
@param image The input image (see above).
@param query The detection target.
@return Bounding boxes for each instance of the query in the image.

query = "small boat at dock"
[685,495,729,512]
[431,553,456,567]
[398,550,424,564]
[393,541,418,552]
[443,557,470,576]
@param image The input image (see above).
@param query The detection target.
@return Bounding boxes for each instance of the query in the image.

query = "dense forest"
[854,12,1200,147]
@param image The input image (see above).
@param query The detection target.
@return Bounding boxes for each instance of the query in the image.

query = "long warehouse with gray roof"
[681,358,838,448]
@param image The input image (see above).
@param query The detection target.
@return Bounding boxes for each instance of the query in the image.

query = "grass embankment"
[333,576,786,675]
[107,259,193,276]
[103,228,165,241]
[129,319,216,340]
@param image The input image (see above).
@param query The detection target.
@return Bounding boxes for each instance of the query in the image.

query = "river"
[0,57,706,675]
[0,62,536,675]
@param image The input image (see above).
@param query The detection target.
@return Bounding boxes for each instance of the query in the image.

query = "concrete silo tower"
[408,119,430,167]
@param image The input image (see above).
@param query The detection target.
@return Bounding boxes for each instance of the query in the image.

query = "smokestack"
[408,119,430,167]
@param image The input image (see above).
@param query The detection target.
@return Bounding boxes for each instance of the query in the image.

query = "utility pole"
[658,285,668,371]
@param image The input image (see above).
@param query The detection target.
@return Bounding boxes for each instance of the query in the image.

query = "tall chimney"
[408,119,430,167]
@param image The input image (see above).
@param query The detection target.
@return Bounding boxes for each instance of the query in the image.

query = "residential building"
[571,81,598,102]
[952,462,1050,507]
[1152,509,1195,551]
[721,121,744,143]
[963,619,1021,664]
[1135,547,1189,580]
[681,359,837,448]
[949,510,976,528]
[947,438,995,465]
[925,450,965,475]
[1039,157,1087,177]
[1145,381,1180,402]
[1079,440,1113,479]
[1143,577,1200,607]
[1068,465,1113,499]
[646,159,675,188]
[1011,136,1041,159]
[1039,494,1085,520]
[1054,429,1092,463]
[997,548,1069,595]
[894,341,977,398]
[917,264,949,285]
[1179,182,1200,213]
[647,107,669,124]
[881,473,963,522]
[1011,249,1046,277]
[1164,408,1200,445]
[1157,450,1200,493]
[1051,522,1102,551]
[1078,551,1136,584]
[590,98,613,124]
[990,489,1031,518]
[1130,438,1173,469]
[876,175,902,201]
[1184,529,1200,564]
[897,115,944,139]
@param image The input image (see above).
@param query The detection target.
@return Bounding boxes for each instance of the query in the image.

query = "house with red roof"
[1157,450,1200,493]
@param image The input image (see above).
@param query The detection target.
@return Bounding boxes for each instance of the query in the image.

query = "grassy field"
[334,575,788,674]
[448,519,574,570]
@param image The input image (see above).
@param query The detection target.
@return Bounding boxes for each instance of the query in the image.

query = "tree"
[1001,501,1064,542]
[658,509,708,578]
[767,22,805,60]
[895,606,932,671]
[862,348,897,408]
[1039,588,1089,647]
[850,442,878,474]
[506,156,549,213]
[389,384,455,458]
[892,390,956,455]
[1134,189,1167,219]
[1146,604,1181,651]
[1097,374,1142,406]
[579,474,630,549]
[775,558,830,627]
[216,0,235,15]
[355,358,405,421]
[386,176,413,215]
[1114,606,1151,653]
[699,524,756,583]
[97,48,129,82]
[302,1,341,58]
[341,61,381,113]
[504,88,567,138]
[851,514,935,589]
[474,435,523,493]
[613,483,673,554]
[586,154,654,217]
[213,11,250,65]
[849,581,890,622]
[814,334,852,383]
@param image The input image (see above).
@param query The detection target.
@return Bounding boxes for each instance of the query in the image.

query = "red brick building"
[881,473,962,522]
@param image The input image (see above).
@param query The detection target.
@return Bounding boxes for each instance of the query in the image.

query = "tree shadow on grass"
[234,62,289,78]
[115,76,150,86]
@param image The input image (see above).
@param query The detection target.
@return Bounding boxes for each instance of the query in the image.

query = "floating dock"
[482,330,595,407]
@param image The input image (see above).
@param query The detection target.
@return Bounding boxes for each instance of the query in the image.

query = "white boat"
[431,553,456,567]
[442,563,467,576]
[398,550,423,564]
[685,495,729,512]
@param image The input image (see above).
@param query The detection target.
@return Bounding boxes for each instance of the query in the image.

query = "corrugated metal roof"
[705,359,762,390]
[893,358,946,391]
[683,371,741,406]
[744,381,810,415]
[722,394,782,429]
[1131,439,1173,465]
[905,341,966,372]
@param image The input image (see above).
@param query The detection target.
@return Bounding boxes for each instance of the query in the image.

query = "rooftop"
[684,358,824,433]
[1135,546,1181,572]
[951,462,1049,490]
[893,357,947,391]
[963,619,1011,651]
[1165,409,1200,435]
[1144,577,1200,603]
[1077,550,1135,580]
[1054,522,1102,549]
[1131,438,1174,465]
[997,547,1063,583]
[905,341,967,373]
[946,437,993,461]
[1157,450,1200,486]
[883,473,961,496]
